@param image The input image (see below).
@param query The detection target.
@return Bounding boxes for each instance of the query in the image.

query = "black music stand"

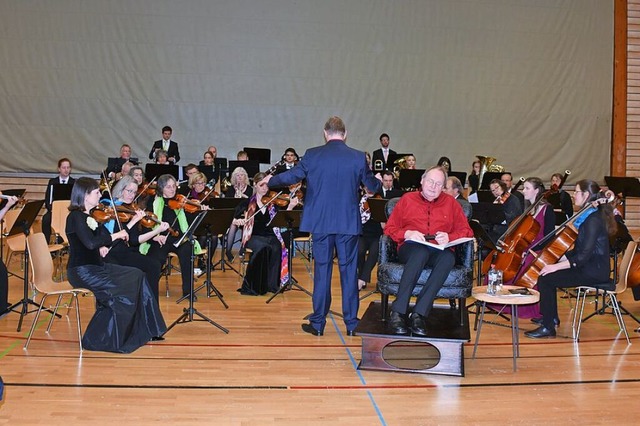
[209,199,244,274]
[244,147,271,164]
[184,209,236,307]
[448,171,467,185]
[229,160,260,181]
[145,163,179,182]
[359,198,389,302]
[164,210,228,335]
[479,172,503,190]
[398,169,425,190]
[605,176,640,218]
[0,200,55,331]
[266,209,313,304]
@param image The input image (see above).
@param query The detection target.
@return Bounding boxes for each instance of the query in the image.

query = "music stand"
[471,202,505,226]
[164,210,228,335]
[197,165,216,182]
[184,209,236,307]
[0,200,53,331]
[209,199,244,274]
[243,147,271,164]
[479,172,503,190]
[145,163,179,182]
[229,160,260,181]
[266,209,313,304]
[359,198,389,302]
[448,171,467,185]
[398,169,425,190]
[605,176,640,218]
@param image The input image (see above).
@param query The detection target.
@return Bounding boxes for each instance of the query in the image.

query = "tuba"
[220,176,232,194]
[476,155,504,187]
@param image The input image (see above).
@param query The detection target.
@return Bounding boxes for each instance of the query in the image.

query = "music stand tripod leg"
[190,234,229,309]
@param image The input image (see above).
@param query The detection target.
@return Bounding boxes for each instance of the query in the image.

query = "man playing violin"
[100,176,171,301]
[139,174,204,299]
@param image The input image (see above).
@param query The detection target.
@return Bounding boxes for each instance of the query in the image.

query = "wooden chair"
[572,239,638,344]
[23,233,92,351]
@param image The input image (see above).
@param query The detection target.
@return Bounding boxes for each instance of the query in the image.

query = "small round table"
[472,285,540,371]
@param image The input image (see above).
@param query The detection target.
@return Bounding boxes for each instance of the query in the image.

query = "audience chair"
[23,233,92,351]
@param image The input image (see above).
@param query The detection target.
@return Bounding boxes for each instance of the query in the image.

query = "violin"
[261,183,303,208]
[136,182,156,197]
[167,194,204,214]
[90,205,132,224]
[0,192,26,207]
[119,203,179,237]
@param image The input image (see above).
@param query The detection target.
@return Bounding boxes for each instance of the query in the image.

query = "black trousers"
[0,260,8,311]
[147,236,193,296]
[357,235,380,283]
[391,242,455,318]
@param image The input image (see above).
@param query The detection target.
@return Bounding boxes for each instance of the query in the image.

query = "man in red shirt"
[384,166,472,335]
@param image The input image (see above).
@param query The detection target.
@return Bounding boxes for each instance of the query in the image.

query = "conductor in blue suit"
[263,116,381,336]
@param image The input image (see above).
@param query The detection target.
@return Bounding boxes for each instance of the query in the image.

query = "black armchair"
[376,197,475,324]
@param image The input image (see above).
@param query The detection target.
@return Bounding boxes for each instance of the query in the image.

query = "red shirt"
[384,191,473,249]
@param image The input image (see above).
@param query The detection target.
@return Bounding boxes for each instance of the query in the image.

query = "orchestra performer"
[105,144,138,178]
[149,125,180,164]
[232,172,298,295]
[65,177,166,352]
[371,133,397,171]
[102,176,171,301]
[525,180,618,339]
[468,160,482,194]
[42,158,75,244]
[265,116,381,337]
[224,167,253,261]
[547,172,573,221]
[488,179,523,242]
[405,155,417,170]
[139,174,203,299]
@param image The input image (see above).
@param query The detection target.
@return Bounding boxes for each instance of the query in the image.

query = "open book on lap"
[406,236,474,251]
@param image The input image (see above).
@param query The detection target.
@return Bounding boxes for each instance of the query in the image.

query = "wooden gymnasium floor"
[1,248,640,425]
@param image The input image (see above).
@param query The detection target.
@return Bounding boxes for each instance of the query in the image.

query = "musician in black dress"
[233,172,298,295]
[525,179,617,339]
[65,177,166,352]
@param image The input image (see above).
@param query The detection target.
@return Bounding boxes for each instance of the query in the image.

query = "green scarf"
[139,197,202,255]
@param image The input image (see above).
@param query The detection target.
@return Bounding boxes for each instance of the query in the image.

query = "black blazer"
[371,148,397,171]
[45,176,76,210]
[149,140,180,164]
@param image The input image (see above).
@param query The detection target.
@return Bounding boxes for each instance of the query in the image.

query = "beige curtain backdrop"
[0,0,613,181]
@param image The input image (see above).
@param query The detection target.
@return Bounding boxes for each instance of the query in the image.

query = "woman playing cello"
[524,179,618,339]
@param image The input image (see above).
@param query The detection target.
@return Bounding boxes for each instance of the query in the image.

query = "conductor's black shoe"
[301,323,323,336]
[387,311,408,335]
[409,312,427,336]
[150,336,165,341]
[346,330,357,337]
[524,326,556,339]
[531,317,560,327]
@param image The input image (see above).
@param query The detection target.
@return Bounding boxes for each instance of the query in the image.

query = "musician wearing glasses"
[384,166,472,336]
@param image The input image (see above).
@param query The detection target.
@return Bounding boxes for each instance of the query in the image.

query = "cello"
[515,191,613,288]
[481,173,570,283]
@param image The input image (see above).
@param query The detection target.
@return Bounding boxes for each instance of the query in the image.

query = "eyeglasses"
[123,188,136,194]
[194,181,205,186]
[424,179,444,188]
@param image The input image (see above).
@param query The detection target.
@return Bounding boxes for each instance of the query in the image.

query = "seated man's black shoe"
[409,312,427,336]
[387,311,408,335]
[150,336,165,341]
[301,323,323,336]
[524,326,556,339]
[531,317,560,327]
[346,330,357,337]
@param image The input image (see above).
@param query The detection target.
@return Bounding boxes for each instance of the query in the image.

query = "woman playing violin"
[185,172,217,267]
[139,174,204,299]
[224,166,253,261]
[0,192,19,311]
[525,179,618,339]
[65,177,166,352]
[233,172,298,295]
[100,176,171,301]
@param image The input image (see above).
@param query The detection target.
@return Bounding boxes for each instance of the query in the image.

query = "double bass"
[515,192,613,288]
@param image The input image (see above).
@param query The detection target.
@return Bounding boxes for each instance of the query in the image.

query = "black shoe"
[150,336,165,341]
[225,250,234,262]
[346,330,357,337]
[409,312,427,336]
[530,317,560,327]
[524,326,556,339]
[387,311,408,335]
[301,323,323,336]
